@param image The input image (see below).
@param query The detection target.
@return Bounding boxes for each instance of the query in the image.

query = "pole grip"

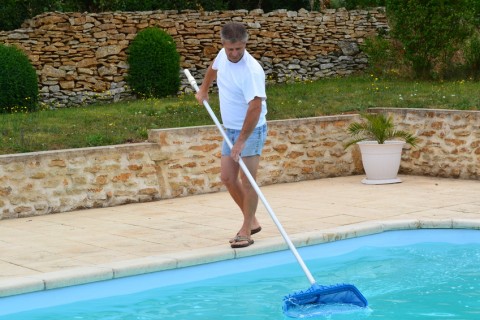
[183,69,200,92]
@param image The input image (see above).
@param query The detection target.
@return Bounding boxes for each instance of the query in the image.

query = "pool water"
[1,229,479,319]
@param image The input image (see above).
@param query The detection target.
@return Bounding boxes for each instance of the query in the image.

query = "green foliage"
[361,35,406,78]
[0,44,38,113]
[251,0,379,11]
[126,27,180,99]
[464,32,480,80]
[89,0,227,11]
[344,113,418,148]
[338,0,385,10]
[0,0,83,31]
[473,1,480,26]
[227,0,312,11]
[386,0,476,79]
[0,0,26,31]
[0,0,227,30]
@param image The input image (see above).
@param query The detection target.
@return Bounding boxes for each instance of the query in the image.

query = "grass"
[0,75,479,155]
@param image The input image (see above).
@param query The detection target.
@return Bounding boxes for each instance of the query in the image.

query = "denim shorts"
[222,124,268,157]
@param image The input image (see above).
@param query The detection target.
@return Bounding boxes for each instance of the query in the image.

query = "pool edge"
[1,218,479,298]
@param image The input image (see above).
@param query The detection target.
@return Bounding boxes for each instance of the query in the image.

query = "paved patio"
[0,175,479,297]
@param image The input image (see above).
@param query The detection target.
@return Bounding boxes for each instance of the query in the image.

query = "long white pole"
[184,69,316,285]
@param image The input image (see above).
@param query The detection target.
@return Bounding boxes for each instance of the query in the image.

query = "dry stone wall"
[0,8,388,107]
[0,108,478,220]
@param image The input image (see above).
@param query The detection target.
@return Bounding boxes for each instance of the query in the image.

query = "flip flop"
[229,226,262,243]
[230,236,254,248]
[251,226,262,235]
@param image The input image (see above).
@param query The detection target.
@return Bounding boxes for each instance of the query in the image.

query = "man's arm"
[195,64,217,104]
[230,96,263,162]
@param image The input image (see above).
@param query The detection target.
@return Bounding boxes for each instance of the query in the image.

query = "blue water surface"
[1,229,479,319]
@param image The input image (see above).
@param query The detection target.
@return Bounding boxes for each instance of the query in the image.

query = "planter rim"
[356,140,406,145]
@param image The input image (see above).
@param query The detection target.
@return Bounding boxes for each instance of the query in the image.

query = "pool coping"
[1,218,479,298]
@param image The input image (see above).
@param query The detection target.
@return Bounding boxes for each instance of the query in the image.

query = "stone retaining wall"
[387,108,480,178]
[0,108,478,220]
[0,8,388,107]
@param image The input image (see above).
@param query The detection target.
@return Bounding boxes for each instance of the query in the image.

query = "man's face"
[223,40,246,63]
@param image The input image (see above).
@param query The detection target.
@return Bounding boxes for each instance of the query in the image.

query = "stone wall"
[387,108,480,178]
[0,108,478,220]
[0,8,388,107]
[0,144,161,219]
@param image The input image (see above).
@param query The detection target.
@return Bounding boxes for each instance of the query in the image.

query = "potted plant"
[344,112,418,185]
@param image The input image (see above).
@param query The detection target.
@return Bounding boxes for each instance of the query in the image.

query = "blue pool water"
[0,229,479,319]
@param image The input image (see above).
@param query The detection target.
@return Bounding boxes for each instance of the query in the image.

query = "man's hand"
[195,91,208,105]
[230,97,263,162]
[230,141,245,162]
[195,65,216,105]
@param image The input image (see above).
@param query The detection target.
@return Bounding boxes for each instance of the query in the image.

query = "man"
[195,22,268,249]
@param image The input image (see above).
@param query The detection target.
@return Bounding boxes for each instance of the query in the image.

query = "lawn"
[0,75,478,155]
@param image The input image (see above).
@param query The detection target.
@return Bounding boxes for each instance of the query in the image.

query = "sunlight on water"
[1,230,480,319]
[283,303,371,319]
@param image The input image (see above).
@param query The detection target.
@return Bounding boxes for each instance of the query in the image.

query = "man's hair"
[220,22,248,43]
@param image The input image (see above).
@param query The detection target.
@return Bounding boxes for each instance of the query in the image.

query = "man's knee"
[240,176,256,192]
[220,174,232,186]
[221,170,238,188]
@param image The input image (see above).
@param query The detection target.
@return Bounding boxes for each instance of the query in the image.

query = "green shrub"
[83,0,227,12]
[361,35,407,78]
[0,0,26,31]
[126,27,180,99]
[0,1,228,31]
[342,0,386,9]
[227,0,311,11]
[0,44,38,113]
[0,0,83,31]
[386,0,476,79]
[464,32,480,79]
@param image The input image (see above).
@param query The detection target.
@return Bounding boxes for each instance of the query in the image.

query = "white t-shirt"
[212,48,267,130]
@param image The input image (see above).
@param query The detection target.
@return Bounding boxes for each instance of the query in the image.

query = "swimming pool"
[0,229,479,319]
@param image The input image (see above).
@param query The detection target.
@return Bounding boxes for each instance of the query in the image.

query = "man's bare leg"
[237,155,260,236]
[221,155,261,240]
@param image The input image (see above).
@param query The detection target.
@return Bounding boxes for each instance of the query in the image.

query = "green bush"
[0,1,227,31]
[89,0,227,11]
[386,0,476,79]
[464,32,480,80]
[0,0,82,31]
[126,27,180,99]
[361,35,407,78]
[0,44,38,113]
[227,0,312,11]
[338,0,385,10]
[0,0,24,31]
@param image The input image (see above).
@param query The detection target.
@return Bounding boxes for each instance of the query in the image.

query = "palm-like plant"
[344,113,418,149]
